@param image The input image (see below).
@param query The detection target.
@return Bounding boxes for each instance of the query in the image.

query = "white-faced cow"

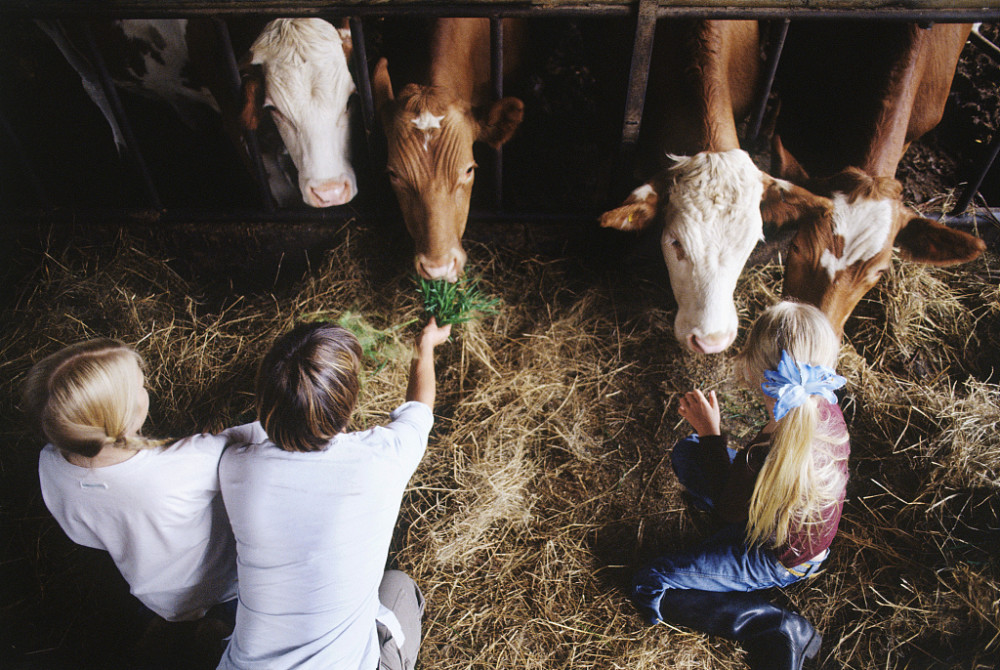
[240,18,358,208]
[373,18,525,282]
[600,20,820,354]
[769,22,986,335]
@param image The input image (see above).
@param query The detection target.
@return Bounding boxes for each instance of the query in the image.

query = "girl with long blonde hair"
[632,302,849,670]
[23,339,263,652]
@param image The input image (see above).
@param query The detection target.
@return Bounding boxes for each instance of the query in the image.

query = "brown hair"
[22,339,161,458]
[256,322,362,452]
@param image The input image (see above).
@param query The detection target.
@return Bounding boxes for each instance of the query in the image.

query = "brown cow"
[770,22,986,335]
[373,18,525,282]
[600,20,822,354]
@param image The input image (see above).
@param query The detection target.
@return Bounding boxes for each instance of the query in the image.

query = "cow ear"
[771,134,810,185]
[240,64,264,131]
[337,27,353,64]
[894,213,987,266]
[478,97,524,148]
[373,58,394,113]
[600,182,659,231]
[760,174,831,229]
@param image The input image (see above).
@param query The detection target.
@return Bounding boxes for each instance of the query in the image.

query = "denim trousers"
[632,434,825,624]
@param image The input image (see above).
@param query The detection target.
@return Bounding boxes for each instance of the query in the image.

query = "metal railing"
[1,1,997,229]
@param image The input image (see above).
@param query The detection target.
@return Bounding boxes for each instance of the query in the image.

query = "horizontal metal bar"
[5,206,998,231]
[3,2,998,22]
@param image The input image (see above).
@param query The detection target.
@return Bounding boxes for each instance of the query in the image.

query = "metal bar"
[79,19,163,210]
[613,0,658,198]
[349,16,382,209]
[3,2,998,22]
[5,206,998,238]
[0,106,52,209]
[970,22,1000,60]
[213,17,275,212]
[949,131,1000,215]
[747,18,789,142]
[351,17,376,141]
[491,15,504,209]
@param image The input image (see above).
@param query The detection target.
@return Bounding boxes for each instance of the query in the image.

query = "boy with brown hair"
[218,318,451,670]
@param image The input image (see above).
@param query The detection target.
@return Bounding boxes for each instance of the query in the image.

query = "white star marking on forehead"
[411,110,444,132]
[411,110,445,151]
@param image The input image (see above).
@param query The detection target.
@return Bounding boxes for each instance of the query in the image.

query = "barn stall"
[1,1,999,669]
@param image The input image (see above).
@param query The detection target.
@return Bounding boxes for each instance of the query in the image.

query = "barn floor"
[1,205,999,669]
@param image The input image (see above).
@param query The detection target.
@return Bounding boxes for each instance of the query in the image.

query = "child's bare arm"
[406,318,452,409]
[677,389,721,436]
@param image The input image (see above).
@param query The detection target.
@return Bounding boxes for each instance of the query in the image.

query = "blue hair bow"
[761,350,846,421]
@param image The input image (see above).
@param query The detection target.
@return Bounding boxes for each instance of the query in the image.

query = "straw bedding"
[0,217,997,669]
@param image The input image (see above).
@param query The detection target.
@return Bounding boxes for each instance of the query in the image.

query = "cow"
[372,18,525,282]
[599,20,821,354]
[240,18,358,208]
[768,22,986,336]
[38,18,357,209]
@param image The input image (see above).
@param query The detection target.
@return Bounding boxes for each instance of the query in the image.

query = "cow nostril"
[688,334,705,354]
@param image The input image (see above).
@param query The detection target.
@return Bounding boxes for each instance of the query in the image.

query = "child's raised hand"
[677,389,721,436]
[416,317,452,351]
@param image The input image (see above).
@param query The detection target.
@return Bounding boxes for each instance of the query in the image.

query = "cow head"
[241,19,357,208]
[601,149,819,354]
[772,136,987,335]
[373,58,524,282]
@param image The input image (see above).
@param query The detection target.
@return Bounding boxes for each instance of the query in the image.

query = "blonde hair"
[736,302,848,549]
[23,340,163,458]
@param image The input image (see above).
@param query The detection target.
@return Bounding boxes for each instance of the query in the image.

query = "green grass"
[416,274,500,326]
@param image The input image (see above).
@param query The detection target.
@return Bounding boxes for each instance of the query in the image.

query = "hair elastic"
[762,350,846,421]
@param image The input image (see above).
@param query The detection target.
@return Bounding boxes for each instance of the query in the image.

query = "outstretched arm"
[406,318,452,409]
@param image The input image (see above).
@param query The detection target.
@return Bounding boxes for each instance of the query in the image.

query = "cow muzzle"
[304,177,355,208]
[686,331,737,355]
[415,251,465,283]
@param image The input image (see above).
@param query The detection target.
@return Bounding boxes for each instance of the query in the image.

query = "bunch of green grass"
[416,275,500,326]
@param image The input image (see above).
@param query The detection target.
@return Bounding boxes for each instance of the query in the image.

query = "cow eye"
[263,102,284,121]
[668,237,686,261]
[465,164,477,178]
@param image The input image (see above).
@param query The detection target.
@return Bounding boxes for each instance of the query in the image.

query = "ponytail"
[23,340,165,458]
[746,398,847,548]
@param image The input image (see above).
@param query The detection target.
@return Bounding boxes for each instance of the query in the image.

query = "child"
[218,317,451,670]
[632,301,849,670]
[23,339,255,631]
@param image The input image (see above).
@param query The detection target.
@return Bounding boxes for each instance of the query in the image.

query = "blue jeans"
[632,435,826,624]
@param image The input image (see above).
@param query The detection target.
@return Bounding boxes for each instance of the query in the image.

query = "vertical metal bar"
[613,0,658,197]
[949,130,1000,215]
[79,20,162,210]
[213,17,275,212]
[747,18,789,142]
[0,107,52,209]
[490,15,504,209]
[351,17,376,140]
[349,15,382,203]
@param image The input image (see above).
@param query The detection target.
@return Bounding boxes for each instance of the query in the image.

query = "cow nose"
[307,179,353,207]
[417,257,460,283]
[688,332,735,355]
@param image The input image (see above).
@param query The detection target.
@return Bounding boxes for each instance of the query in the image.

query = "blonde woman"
[23,340,262,640]
[633,302,849,670]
